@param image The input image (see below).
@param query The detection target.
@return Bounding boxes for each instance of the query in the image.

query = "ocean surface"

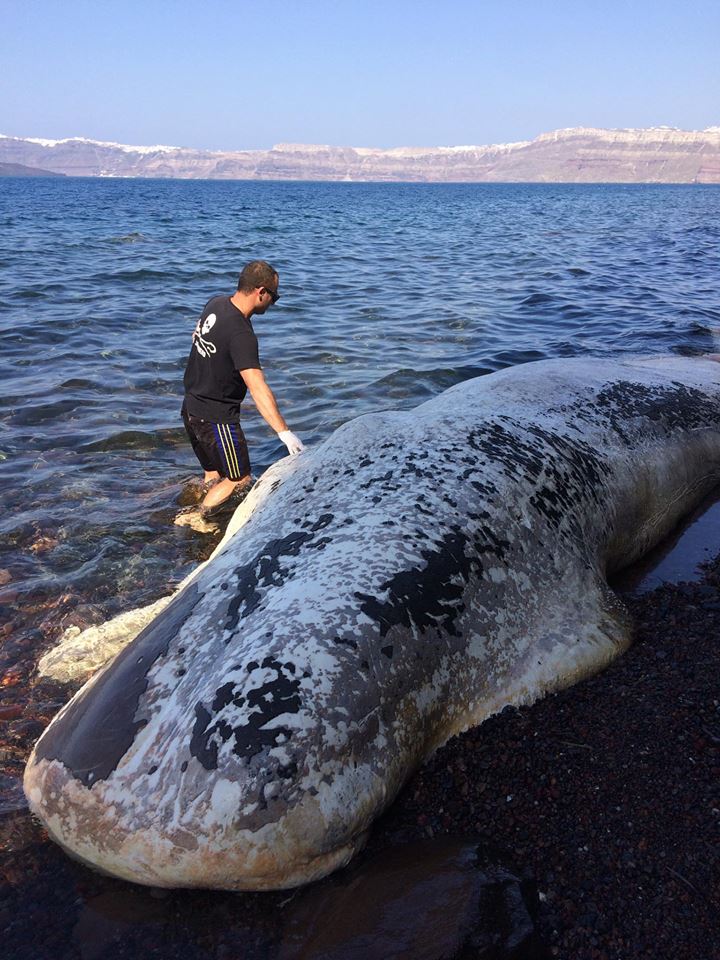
[1,178,719,666]
[0,178,717,667]
[1,178,720,662]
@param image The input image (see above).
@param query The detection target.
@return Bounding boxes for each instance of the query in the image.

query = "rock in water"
[23,356,720,890]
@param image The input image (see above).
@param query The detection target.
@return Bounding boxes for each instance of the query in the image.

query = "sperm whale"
[24,355,720,890]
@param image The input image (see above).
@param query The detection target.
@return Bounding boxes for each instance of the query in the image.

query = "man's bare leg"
[202,474,252,510]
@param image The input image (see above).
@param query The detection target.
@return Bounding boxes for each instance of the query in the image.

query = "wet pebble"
[0,704,24,722]
[29,536,59,556]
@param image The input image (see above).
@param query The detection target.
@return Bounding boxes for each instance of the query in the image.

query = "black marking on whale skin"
[469,419,608,536]
[354,421,609,647]
[190,657,302,771]
[225,515,335,633]
[362,470,397,489]
[355,527,477,639]
[524,424,607,534]
[34,585,201,788]
[190,705,218,769]
[333,636,359,650]
[403,457,436,482]
[593,380,720,444]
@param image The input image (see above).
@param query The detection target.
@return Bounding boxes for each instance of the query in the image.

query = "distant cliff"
[1,127,719,183]
[0,161,65,177]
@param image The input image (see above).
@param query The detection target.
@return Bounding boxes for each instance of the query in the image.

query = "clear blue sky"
[2,0,718,149]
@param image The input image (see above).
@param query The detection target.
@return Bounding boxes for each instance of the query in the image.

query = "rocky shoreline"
[2,554,719,958]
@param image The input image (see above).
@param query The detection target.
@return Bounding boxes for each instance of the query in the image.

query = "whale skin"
[24,355,720,890]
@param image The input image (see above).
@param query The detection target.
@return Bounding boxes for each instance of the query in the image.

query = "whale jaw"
[23,754,370,891]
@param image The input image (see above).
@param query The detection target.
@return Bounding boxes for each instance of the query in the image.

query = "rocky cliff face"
[1,127,719,182]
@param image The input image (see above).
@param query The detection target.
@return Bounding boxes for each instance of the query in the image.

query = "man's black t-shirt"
[183,295,261,422]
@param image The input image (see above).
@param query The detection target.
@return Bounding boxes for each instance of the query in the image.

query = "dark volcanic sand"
[2,553,720,958]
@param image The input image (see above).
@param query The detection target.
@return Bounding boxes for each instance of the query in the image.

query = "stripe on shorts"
[214,423,241,478]
[227,423,244,477]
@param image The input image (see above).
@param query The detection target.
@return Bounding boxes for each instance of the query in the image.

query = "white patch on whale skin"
[24,354,720,890]
[209,779,242,827]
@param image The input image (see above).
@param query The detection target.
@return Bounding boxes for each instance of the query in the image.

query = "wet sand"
[2,501,720,959]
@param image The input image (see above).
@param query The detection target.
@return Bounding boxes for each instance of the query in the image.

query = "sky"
[1,0,719,150]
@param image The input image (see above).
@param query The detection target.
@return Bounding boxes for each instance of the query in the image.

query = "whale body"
[24,356,720,890]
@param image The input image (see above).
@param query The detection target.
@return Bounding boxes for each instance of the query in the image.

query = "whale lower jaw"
[54,831,367,892]
[25,758,368,891]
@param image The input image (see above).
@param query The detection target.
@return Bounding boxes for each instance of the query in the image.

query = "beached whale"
[24,355,720,890]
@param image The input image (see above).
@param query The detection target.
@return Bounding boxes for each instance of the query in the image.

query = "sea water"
[0,177,719,667]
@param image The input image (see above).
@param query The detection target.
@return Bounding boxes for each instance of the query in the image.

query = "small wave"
[559,303,589,318]
[81,430,158,452]
[371,365,494,399]
[110,232,148,244]
[692,307,720,323]
[81,428,185,453]
[11,398,87,426]
[10,289,46,300]
[106,268,175,282]
[519,293,557,306]
[59,378,103,390]
[489,349,547,369]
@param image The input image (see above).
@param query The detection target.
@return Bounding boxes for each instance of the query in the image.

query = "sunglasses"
[263,287,280,304]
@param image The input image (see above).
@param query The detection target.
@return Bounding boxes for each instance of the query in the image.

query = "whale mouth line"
[26,757,372,891]
[32,585,202,787]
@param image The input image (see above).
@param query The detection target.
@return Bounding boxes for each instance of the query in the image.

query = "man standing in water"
[180,260,304,519]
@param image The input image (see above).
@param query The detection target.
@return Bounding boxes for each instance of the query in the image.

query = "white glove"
[278,430,305,455]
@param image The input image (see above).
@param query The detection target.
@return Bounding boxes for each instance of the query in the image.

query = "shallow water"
[612,488,720,593]
[1,179,719,952]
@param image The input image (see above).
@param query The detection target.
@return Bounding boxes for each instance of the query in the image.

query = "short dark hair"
[237,260,278,292]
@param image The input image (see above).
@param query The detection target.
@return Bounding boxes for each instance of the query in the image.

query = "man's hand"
[278,430,305,455]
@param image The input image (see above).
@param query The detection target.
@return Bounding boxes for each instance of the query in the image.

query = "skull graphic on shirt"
[192,313,217,358]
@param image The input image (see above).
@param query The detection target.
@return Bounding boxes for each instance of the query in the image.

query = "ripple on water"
[9,398,93,426]
[59,378,104,390]
[109,232,149,243]
[371,364,497,399]
[105,268,177,282]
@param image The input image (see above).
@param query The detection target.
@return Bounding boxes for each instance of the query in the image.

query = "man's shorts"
[182,407,251,481]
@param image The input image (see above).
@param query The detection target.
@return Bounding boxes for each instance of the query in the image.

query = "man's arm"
[240,368,288,432]
[240,368,304,454]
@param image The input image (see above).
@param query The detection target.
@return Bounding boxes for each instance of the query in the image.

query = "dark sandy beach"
[1,521,719,959]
